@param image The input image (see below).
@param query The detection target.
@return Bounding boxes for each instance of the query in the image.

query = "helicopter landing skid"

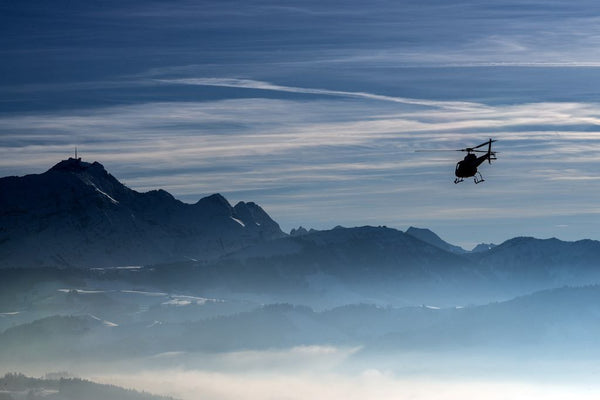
[454,177,464,184]
[474,172,485,184]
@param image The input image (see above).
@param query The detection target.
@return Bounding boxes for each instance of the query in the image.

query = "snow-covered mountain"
[0,158,285,268]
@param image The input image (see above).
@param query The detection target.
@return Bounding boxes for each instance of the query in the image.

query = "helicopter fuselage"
[455,153,488,178]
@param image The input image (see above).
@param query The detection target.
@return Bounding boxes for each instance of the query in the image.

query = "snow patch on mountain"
[0,312,20,317]
[94,187,119,204]
[471,243,497,253]
[231,217,245,227]
[87,313,118,327]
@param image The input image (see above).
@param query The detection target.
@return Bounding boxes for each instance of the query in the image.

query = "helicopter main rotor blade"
[471,149,500,154]
[416,149,491,153]
[414,149,463,152]
[415,139,497,153]
[471,139,497,150]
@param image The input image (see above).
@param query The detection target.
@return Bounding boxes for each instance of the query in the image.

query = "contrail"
[156,77,485,110]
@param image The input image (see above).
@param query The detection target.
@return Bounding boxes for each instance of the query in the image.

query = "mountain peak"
[47,158,118,190]
[290,226,309,236]
[405,226,467,254]
[48,158,103,174]
[233,201,286,239]
[471,243,497,253]
[198,193,231,206]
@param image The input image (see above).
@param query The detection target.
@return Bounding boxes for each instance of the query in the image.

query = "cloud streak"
[156,78,484,110]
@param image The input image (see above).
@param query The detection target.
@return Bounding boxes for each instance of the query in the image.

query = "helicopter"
[417,139,497,184]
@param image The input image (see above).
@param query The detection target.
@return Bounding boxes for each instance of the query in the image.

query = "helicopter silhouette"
[417,139,497,184]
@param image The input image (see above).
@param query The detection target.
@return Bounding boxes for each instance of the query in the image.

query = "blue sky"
[2,0,600,248]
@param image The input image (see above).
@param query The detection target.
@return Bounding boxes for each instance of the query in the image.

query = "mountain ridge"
[405,226,467,254]
[2,158,599,292]
[0,158,285,268]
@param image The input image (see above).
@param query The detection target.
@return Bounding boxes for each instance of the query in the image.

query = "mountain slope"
[370,285,600,355]
[471,242,497,253]
[469,236,600,286]
[196,228,600,305]
[0,373,175,400]
[405,226,467,254]
[0,158,285,268]
[7,285,600,361]
[169,225,493,306]
[221,225,471,281]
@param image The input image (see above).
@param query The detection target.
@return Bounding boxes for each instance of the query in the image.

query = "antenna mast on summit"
[75,147,77,159]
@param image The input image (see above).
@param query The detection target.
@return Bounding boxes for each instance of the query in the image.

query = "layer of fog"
[88,348,600,400]
[5,345,600,400]
[97,372,599,400]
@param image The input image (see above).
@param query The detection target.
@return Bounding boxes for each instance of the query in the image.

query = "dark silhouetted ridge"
[0,159,285,268]
[406,226,467,254]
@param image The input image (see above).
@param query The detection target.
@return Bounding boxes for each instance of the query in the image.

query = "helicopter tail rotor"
[486,138,497,164]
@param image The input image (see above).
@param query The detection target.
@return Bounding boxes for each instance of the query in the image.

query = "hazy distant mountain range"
[4,284,600,362]
[2,159,600,297]
[1,159,600,376]
[405,226,469,254]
